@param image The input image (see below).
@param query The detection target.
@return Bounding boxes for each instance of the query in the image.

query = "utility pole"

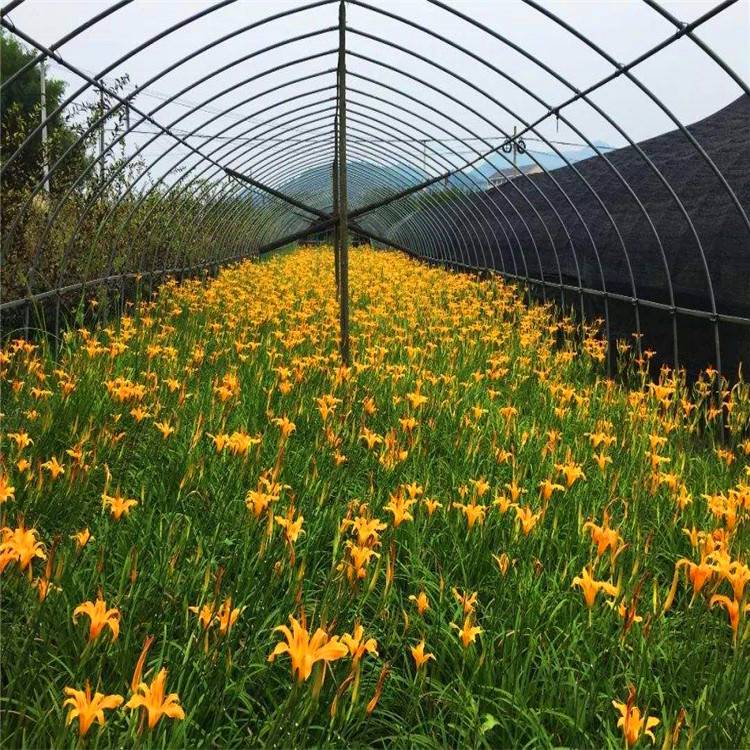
[39,59,50,194]
[336,0,350,364]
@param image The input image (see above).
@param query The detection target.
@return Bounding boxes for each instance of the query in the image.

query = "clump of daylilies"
[268,608,379,704]
[62,636,184,737]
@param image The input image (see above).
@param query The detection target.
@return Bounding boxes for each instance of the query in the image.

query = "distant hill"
[459,139,616,186]
[276,140,616,207]
[278,160,429,212]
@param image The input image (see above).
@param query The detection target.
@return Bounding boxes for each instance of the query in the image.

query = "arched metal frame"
[1,0,748,377]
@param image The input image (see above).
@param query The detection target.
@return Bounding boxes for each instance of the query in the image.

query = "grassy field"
[1,246,749,748]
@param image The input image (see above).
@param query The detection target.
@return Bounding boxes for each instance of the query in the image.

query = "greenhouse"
[1,1,749,747]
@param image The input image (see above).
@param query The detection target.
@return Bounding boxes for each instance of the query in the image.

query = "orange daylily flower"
[73,597,121,642]
[360,427,383,450]
[362,396,377,415]
[409,590,430,616]
[384,493,416,527]
[65,445,86,465]
[583,514,625,561]
[71,528,92,550]
[126,668,185,729]
[227,431,262,457]
[101,488,139,519]
[452,587,478,615]
[405,389,428,409]
[399,416,418,432]
[504,480,526,503]
[593,451,613,472]
[63,682,123,736]
[556,460,586,488]
[215,596,242,636]
[572,566,619,609]
[245,489,279,519]
[341,624,378,664]
[341,513,387,546]
[452,500,487,529]
[268,615,348,683]
[0,474,15,504]
[188,602,216,630]
[41,456,65,479]
[273,416,296,438]
[410,639,435,669]
[514,505,543,535]
[612,687,660,747]
[275,510,305,545]
[676,557,714,596]
[338,542,380,583]
[129,406,151,423]
[451,615,482,648]
[586,431,616,449]
[710,594,750,642]
[722,560,750,602]
[0,521,46,575]
[402,481,424,500]
[316,394,341,422]
[493,493,515,514]
[493,552,513,575]
[539,479,564,502]
[154,421,175,439]
[469,477,490,498]
[7,431,33,450]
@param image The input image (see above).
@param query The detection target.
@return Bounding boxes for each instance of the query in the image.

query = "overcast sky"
[4,0,748,185]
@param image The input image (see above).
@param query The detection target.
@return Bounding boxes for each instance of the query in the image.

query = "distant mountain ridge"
[278,140,616,203]
[461,139,616,185]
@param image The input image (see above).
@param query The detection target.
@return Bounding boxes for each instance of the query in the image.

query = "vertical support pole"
[99,86,106,187]
[39,59,50,194]
[333,106,340,297]
[337,0,350,364]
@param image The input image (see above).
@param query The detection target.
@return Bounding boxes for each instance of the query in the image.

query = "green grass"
[1,246,748,748]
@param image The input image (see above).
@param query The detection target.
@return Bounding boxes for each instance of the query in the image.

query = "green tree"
[1,31,71,190]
